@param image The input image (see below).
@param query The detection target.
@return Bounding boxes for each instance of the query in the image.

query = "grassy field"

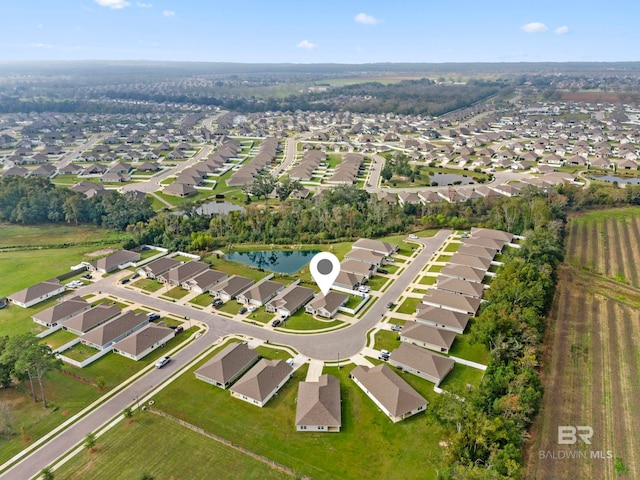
[366,275,389,291]
[279,310,343,331]
[0,223,127,248]
[438,363,484,392]
[525,210,640,480]
[53,414,290,480]
[373,330,401,352]
[131,277,163,292]
[41,329,78,350]
[448,332,489,365]
[396,296,421,314]
[151,341,447,480]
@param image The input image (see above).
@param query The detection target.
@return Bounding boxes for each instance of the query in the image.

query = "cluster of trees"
[0,177,154,230]
[380,155,418,183]
[240,172,302,204]
[427,208,563,478]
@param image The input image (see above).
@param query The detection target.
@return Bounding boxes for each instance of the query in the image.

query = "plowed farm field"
[526,209,640,479]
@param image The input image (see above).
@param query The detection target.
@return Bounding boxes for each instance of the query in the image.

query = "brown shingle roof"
[295,374,341,428]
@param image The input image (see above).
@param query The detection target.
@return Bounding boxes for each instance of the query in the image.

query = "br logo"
[558,426,594,445]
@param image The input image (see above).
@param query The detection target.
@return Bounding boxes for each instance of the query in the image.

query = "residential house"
[340,260,376,280]
[414,305,470,334]
[435,277,484,298]
[351,238,398,256]
[112,324,174,361]
[63,304,121,335]
[266,285,315,317]
[422,289,481,316]
[210,275,254,302]
[89,250,140,274]
[388,342,455,386]
[305,291,349,318]
[32,296,91,328]
[350,364,427,423]
[183,269,228,293]
[236,280,285,307]
[80,311,149,350]
[295,374,341,432]
[456,244,498,260]
[230,359,293,407]
[399,322,457,354]
[138,257,182,279]
[163,182,197,197]
[344,248,386,266]
[440,264,486,284]
[333,271,363,290]
[448,252,492,272]
[8,280,65,308]
[158,260,210,286]
[195,342,260,389]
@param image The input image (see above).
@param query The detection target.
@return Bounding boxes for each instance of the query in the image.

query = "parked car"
[248,305,257,312]
[358,285,370,293]
[82,273,92,279]
[119,278,130,285]
[271,319,281,327]
[147,312,161,321]
[239,307,248,314]
[378,354,390,361]
[174,326,184,334]
[386,302,394,308]
[380,350,391,356]
[377,268,389,274]
[408,234,418,240]
[391,324,403,332]
[155,356,171,368]
[212,299,223,307]
[131,273,140,279]
[386,257,396,263]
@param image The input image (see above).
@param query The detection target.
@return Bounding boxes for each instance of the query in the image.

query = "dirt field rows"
[526,211,640,479]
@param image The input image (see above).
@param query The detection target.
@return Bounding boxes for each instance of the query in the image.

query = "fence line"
[147,407,309,479]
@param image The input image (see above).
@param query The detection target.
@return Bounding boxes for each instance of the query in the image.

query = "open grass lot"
[151,343,447,480]
[216,300,243,315]
[438,363,484,392]
[448,332,489,365]
[246,309,274,324]
[53,413,290,480]
[132,277,163,292]
[443,242,461,253]
[0,246,110,298]
[366,275,389,291]
[373,329,401,352]
[61,342,99,361]
[201,255,270,282]
[525,211,640,480]
[189,292,213,307]
[396,296,421,314]
[419,275,437,285]
[163,286,189,300]
[0,300,51,337]
[0,223,127,249]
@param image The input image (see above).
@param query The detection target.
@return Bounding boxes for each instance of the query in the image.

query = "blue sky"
[1,0,638,63]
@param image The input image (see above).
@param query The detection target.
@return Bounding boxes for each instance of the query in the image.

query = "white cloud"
[297,39,317,50]
[136,2,152,7]
[162,10,175,17]
[521,22,548,33]
[94,0,130,9]
[354,13,379,25]
[555,25,570,35]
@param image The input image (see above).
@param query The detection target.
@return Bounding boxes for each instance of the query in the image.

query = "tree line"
[0,177,154,230]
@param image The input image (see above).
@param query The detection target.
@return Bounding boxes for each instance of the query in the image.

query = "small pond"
[589,174,640,185]
[225,250,320,274]
[429,173,475,186]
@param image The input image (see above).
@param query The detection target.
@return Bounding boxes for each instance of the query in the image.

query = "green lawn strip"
[419,275,437,285]
[373,330,401,352]
[40,329,78,349]
[396,297,421,314]
[136,248,161,261]
[447,332,489,365]
[190,292,213,307]
[132,277,163,292]
[0,245,121,298]
[60,343,99,362]
[94,299,129,310]
[343,295,363,309]
[163,286,189,300]
[201,256,270,282]
[389,318,408,327]
[383,264,400,274]
[443,242,461,253]
[0,223,127,249]
[52,413,290,480]
[152,353,445,480]
[366,275,389,291]
[434,254,450,263]
[172,254,195,262]
[412,288,428,294]
[411,228,439,238]
[428,265,444,273]
[438,363,484,392]
[255,346,294,361]
[278,310,342,331]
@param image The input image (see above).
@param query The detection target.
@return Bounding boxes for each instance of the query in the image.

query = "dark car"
[119,278,130,285]
[386,302,394,308]
[271,319,281,327]
[131,273,140,279]
[378,354,390,361]
[212,299,223,307]
[82,273,92,280]
[239,307,248,314]
[377,268,389,274]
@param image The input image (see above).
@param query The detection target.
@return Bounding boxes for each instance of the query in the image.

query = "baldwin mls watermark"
[538,426,613,460]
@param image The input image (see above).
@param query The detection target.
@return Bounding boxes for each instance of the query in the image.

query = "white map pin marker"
[310,252,340,296]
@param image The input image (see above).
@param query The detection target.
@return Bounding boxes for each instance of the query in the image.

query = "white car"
[155,356,171,368]
[408,234,418,239]
[358,285,370,293]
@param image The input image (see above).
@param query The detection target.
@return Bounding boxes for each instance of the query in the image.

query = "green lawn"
[343,295,363,309]
[0,300,52,337]
[163,286,189,300]
[151,348,446,480]
[132,277,163,292]
[200,256,269,282]
[435,254,450,263]
[52,413,290,480]
[60,343,98,362]
[366,275,389,291]
[255,345,294,361]
[396,297,421,315]
[443,242,461,253]
[448,333,489,365]
[438,363,485,393]
[383,264,400,274]
[40,329,78,350]
[419,276,437,285]
[217,301,243,315]
[373,330,401,352]
[280,310,343,331]
[246,309,274,324]
[190,292,213,307]
[428,265,443,273]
